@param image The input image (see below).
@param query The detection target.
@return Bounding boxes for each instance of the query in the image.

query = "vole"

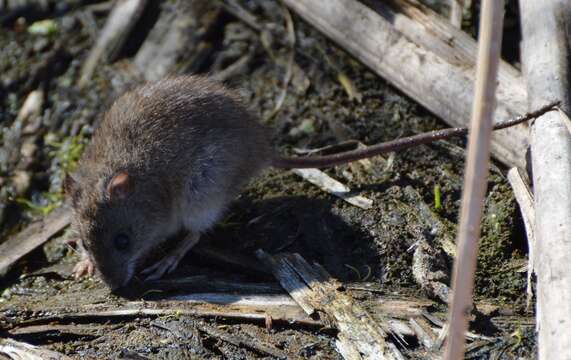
[65,75,545,291]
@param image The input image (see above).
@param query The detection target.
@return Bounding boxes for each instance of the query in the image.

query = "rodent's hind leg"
[141,231,200,281]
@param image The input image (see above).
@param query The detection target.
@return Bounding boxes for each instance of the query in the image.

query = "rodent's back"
[80,76,272,180]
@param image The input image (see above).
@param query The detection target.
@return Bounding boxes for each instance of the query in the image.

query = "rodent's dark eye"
[113,233,130,251]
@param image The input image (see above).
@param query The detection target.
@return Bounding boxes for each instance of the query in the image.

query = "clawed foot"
[73,256,95,278]
[140,232,200,281]
[141,254,183,281]
[71,238,95,279]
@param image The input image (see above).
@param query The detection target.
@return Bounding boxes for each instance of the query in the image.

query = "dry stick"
[16,299,321,328]
[444,1,504,359]
[520,1,571,358]
[449,0,465,28]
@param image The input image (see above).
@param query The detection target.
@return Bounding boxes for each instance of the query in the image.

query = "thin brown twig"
[444,0,504,359]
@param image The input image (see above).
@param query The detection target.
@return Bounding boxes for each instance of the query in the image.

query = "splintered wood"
[506,167,536,309]
[0,338,71,360]
[292,168,373,210]
[256,250,402,360]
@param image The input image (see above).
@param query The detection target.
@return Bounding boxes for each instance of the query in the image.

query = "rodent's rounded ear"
[107,171,131,200]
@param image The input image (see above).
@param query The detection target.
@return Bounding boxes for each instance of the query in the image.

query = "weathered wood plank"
[0,205,71,277]
[520,1,571,358]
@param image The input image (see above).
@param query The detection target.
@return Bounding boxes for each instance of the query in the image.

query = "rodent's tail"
[271,101,559,169]
[271,128,467,169]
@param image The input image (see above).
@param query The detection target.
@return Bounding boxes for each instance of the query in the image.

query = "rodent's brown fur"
[68,75,546,290]
[68,76,271,289]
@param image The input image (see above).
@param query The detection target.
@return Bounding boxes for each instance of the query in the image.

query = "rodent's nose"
[99,268,132,293]
[97,257,137,292]
[104,270,145,298]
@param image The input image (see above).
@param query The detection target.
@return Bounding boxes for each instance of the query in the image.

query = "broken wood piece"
[165,293,296,307]
[78,0,147,87]
[254,250,316,315]
[520,1,571,357]
[386,320,415,338]
[292,168,373,209]
[257,250,403,359]
[335,332,365,360]
[449,0,465,28]
[282,0,529,168]
[0,205,71,277]
[506,167,535,309]
[0,338,72,360]
[409,317,438,350]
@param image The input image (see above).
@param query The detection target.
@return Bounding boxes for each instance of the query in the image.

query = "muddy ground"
[0,0,533,358]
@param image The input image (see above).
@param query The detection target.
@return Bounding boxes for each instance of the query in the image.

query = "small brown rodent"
[66,75,539,291]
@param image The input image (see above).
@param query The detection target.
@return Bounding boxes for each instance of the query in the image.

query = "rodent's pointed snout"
[106,273,145,299]
[98,263,136,294]
[102,274,131,294]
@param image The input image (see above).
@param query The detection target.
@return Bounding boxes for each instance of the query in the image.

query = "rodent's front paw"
[73,258,95,279]
[140,255,181,281]
[140,231,200,281]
